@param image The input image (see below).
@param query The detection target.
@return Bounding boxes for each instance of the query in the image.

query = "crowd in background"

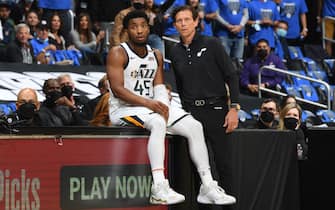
[0,0,332,65]
[0,1,333,131]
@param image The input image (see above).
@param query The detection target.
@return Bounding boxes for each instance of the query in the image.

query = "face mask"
[276,28,287,37]
[17,103,36,120]
[37,37,48,43]
[133,2,145,10]
[61,85,73,99]
[260,111,274,123]
[284,117,299,130]
[45,90,62,107]
[257,49,268,59]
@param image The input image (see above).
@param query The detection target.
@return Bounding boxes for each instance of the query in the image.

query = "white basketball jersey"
[121,42,158,100]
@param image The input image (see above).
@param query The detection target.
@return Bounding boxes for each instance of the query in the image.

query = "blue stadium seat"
[0,104,11,115]
[299,85,319,102]
[288,46,305,60]
[0,103,16,115]
[238,109,253,122]
[290,71,317,101]
[6,102,16,113]
[305,60,322,72]
[281,80,302,98]
[323,59,335,69]
[250,109,260,118]
[316,110,335,123]
[301,110,316,122]
[307,70,328,82]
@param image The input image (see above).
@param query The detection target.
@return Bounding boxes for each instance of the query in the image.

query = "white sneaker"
[149,179,185,205]
[197,181,236,205]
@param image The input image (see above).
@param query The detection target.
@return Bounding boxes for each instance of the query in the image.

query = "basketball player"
[106,10,236,205]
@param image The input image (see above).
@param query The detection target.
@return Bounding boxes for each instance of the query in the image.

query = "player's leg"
[167,110,236,205]
[144,113,185,205]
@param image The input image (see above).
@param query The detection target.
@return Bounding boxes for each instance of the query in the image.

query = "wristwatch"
[230,103,241,111]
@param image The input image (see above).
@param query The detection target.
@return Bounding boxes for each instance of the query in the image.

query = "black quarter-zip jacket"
[170,33,240,104]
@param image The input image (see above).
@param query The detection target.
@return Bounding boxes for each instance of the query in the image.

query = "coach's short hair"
[172,5,198,23]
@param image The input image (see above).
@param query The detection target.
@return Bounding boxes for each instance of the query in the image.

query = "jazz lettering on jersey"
[130,64,156,96]
[130,64,155,79]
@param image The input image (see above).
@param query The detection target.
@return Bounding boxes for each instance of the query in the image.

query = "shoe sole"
[197,196,236,205]
[150,196,185,205]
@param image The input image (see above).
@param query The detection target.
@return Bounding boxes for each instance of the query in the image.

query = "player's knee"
[146,115,166,131]
[190,118,203,132]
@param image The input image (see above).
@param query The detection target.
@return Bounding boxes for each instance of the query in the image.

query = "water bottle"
[297,143,303,160]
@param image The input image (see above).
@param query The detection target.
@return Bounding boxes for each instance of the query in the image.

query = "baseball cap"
[36,20,48,30]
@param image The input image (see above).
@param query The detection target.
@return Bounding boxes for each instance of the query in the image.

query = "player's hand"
[223,108,239,133]
[148,99,169,122]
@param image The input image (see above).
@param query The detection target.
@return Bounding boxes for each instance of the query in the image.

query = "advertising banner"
[0,136,167,210]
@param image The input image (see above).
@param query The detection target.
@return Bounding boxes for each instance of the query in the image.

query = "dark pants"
[184,101,234,210]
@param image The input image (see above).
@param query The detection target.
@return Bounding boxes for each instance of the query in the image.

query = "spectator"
[145,0,176,56]
[10,0,38,24]
[279,102,308,160]
[70,12,105,65]
[240,39,285,96]
[6,23,35,63]
[279,0,308,47]
[81,0,130,48]
[246,0,280,54]
[48,12,68,50]
[89,92,111,127]
[254,98,280,129]
[30,20,58,64]
[280,94,297,110]
[273,20,290,61]
[318,0,335,56]
[215,0,249,59]
[37,78,88,126]
[161,0,184,61]
[109,0,146,47]
[25,10,40,39]
[38,0,72,44]
[0,87,39,133]
[0,1,15,60]
[57,74,90,115]
[273,0,282,13]
[45,13,82,65]
[83,74,109,120]
[186,0,218,37]
[76,0,130,30]
[7,87,40,127]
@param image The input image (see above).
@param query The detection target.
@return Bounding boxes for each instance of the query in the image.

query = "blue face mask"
[37,37,49,43]
[276,28,287,37]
